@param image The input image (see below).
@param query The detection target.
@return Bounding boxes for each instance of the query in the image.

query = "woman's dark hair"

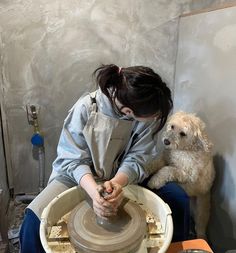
[93,64,173,132]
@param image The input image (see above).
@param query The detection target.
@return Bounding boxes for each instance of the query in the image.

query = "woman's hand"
[80,173,128,218]
[92,185,118,218]
[80,174,115,218]
[102,181,124,211]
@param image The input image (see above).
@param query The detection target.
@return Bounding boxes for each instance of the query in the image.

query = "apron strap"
[88,91,100,178]
[89,91,98,113]
[115,131,139,167]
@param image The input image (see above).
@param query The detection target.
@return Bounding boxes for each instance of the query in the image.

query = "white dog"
[147,111,215,238]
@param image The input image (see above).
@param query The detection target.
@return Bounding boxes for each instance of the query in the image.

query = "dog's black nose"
[163,139,170,145]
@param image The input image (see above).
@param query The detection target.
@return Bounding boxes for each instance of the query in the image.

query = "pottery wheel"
[67,198,146,253]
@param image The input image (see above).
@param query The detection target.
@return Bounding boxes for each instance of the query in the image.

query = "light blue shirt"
[52,89,159,185]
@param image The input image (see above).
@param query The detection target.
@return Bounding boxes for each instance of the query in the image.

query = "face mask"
[115,99,160,122]
[125,112,159,122]
[133,116,159,122]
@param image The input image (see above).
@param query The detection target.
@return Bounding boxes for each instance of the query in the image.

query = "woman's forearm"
[80,173,98,199]
[111,172,129,187]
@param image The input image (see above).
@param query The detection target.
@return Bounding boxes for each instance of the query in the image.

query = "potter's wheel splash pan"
[67,198,146,253]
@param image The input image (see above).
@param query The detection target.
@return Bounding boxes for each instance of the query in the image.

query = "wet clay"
[67,198,146,253]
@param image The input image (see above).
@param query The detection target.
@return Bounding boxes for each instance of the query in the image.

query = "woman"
[20,64,190,252]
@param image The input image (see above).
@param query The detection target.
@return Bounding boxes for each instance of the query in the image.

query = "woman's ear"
[120,107,133,116]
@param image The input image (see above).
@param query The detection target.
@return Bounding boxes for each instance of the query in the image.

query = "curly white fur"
[147,111,215,238]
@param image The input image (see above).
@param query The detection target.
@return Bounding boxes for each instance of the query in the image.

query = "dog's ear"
[196,127,213,152]
[197,131,213,152]
[192,116,213,152]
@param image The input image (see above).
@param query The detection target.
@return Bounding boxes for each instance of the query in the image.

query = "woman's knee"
[157,182,190,241]
[157,182,189,203]
[143,182,191,241]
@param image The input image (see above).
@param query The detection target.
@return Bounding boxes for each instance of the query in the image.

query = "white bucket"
[40,185,173,253]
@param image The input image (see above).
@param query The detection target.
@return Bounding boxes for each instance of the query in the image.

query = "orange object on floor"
[166,239,213,253]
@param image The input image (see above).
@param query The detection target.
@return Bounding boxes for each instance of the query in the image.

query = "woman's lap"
[141,181,191,242]
[20,179,71,253]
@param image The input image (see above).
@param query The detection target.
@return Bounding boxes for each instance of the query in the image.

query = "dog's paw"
[147,174,165,189]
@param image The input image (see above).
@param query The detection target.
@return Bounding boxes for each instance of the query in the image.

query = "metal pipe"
[26,104,45,193]
[38,146,45,192]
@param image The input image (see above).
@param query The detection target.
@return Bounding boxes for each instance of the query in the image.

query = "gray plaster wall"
[0,0,233,195]
[0,0,196,194]
[175,6,236,252]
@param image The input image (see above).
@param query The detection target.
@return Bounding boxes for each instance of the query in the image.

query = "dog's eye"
[180,132,186,137]
[171,125,175,130]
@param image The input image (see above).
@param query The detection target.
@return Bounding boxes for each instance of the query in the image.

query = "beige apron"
[28,92,133,218]
[82,92,133,180]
